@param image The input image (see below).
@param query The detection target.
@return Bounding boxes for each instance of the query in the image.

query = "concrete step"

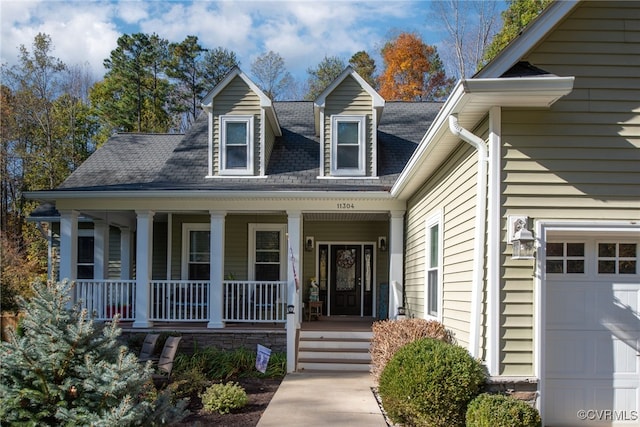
[297,329,372,372]
[298,347,370,361]
[299,337,371,350]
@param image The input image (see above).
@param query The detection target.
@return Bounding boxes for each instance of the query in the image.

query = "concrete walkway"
[257,371,387,427]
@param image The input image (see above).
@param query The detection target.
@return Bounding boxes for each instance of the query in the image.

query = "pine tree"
[0,280,187,426]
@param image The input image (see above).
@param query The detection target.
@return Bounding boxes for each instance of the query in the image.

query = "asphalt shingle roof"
[57,101,442,193]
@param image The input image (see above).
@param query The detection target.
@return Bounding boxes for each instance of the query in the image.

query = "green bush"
[466,393,541,427]
[200,382,249,414]
[370,318,455,382]
[0,280,187,425]
[378,338,486,427]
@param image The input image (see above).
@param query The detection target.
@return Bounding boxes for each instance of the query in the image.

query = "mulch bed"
[172,377,282,427]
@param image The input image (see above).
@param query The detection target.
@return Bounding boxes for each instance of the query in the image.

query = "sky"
[0,0,506,84]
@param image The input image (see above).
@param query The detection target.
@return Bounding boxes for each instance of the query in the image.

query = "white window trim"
[248,223,287,281]
[330,115,366,177]
[181,223,211,280]
[424,212,443,321]
[219,115,254,176]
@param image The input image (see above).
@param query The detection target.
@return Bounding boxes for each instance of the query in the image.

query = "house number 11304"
[337,202,355,209]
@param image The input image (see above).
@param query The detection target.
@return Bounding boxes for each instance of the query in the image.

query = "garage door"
[545,238,640,426]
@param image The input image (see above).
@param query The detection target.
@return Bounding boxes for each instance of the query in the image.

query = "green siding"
[498,1,640,376]
[405,140,482,350]
[212,76,262,176]
[323,75,375,176]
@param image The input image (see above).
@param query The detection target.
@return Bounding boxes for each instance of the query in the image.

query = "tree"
[201,47,239,89]
[92,33,171,133]
[304,55,345,100]
[250,50,294,101]
[431,0,500,79]
[0,280,188,425]
[349,51,377,88]
[166,35,208,130]
[1,34,99,311]
[378,32,454,101]
[481,0,553,67]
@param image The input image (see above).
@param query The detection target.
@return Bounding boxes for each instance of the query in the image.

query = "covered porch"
[53,206,406,330]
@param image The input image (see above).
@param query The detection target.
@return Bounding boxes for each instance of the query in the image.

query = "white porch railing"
[224,281,288,323]
[74,280,136,321]
[150,280,209,322]
[73,279,288,325]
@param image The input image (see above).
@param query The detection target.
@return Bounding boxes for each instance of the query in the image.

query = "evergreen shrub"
[378,338,486,427]
[466,393,541,427]
[370,318,455,382]
[200,382,248,414]
[0,280,188,426]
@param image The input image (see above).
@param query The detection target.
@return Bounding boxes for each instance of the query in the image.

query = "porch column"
[93,220,109,280]
[388,210,405,319]
[119,226,132,280]
[208,211,226,329]
[133,210,154,328]
[286,210,302,373]
[59,210,79,284]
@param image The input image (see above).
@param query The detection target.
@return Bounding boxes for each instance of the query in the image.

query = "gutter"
[447,114,487,359]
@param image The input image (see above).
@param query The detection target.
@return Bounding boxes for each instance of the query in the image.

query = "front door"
[331,246,361,315]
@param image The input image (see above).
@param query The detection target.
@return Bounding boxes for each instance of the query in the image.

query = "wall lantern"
[305,236,314,252]
[287,305,295,315]
[508,216,535,260]
[378,236,387,252]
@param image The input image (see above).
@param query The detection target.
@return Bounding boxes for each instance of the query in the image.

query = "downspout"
[448,114,488,359]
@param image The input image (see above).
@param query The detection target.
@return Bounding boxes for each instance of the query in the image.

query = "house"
[28,65,440,372]
[27,0,640,423]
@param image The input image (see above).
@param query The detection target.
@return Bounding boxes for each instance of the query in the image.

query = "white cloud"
[1,0,450,85]
[1,1,121,79]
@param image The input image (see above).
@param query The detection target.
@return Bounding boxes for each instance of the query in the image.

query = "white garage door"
[545,238,640,426]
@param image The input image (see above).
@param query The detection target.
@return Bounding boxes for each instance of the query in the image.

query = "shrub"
[378,338,486,427]
[466,393,541,427]
[0,280,188,425]
[370,318,455,382]
[173,347,286,381]
[200,382,249,414]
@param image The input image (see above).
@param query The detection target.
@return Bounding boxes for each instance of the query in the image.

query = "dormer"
[201,67,281,177]
[314,67,385,178]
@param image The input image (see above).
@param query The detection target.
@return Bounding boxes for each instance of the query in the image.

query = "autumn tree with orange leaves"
[378,32,454,101]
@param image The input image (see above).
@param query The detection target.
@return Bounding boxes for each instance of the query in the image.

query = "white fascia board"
[24,189,395,201]
[476,0,580,78]
[391,76,574,199]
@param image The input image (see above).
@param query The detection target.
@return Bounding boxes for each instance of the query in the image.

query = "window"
[425,214,442,319]
[182,224,210,280]
[220,115,254,175]
[546,242,585,274]
[598,242,637,275]
[77,231,94,279]
[249,224,286,281]
[331,115,366,176]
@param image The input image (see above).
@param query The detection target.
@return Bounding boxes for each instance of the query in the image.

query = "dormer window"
[331,115,366,176]
[220,115,254,175]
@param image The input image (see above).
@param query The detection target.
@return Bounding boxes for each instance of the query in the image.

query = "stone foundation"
[484,376,538,407]
[122,329,286,354]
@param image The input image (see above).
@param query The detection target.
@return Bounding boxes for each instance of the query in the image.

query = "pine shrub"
[370,318,455,382]
[378,338,486,427]
[466,393,541,427]
[200,382,249,414]
[0,280,188,426]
